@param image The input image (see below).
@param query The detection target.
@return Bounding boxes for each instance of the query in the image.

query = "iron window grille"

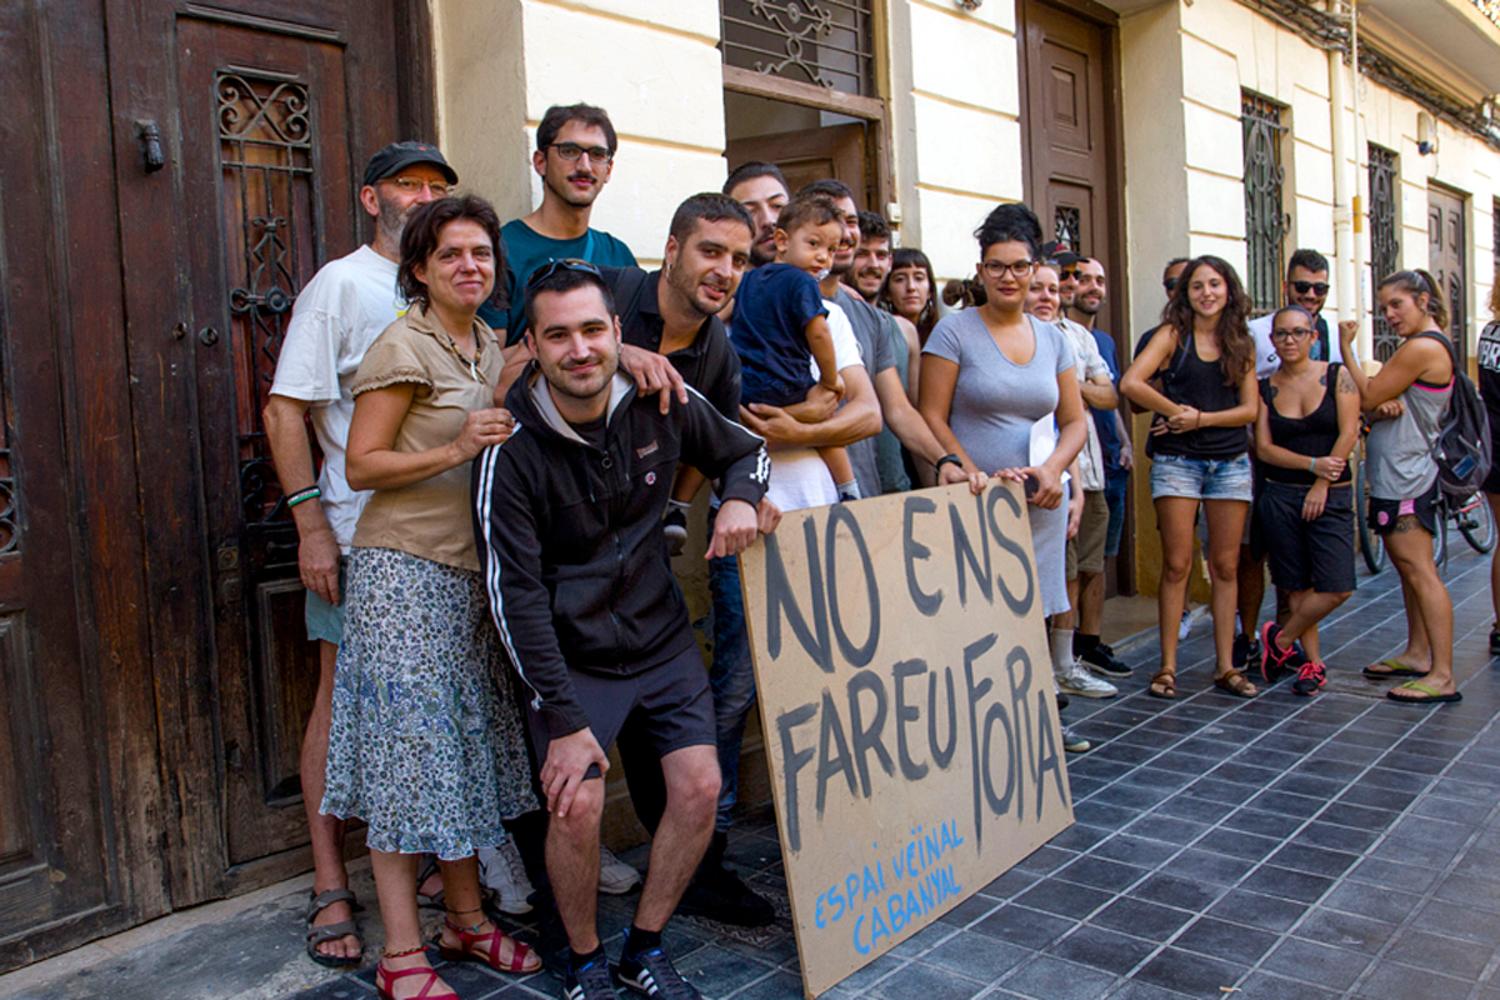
[1242,92,1290,314]
[1368,144,1400,361]
[720,0,877,96]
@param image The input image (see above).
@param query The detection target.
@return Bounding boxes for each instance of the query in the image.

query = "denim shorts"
[1149,452,1253,503]
[303,558,348,644]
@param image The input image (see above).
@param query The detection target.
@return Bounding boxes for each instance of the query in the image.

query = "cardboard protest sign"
[739,481,1074,998]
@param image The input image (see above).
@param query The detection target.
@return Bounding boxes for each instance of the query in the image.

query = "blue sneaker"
[563,954,620,1000]
[616,946,702,999]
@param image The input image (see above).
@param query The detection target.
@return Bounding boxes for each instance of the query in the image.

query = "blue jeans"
[708,551,756,832]
[1103,471,1129,559]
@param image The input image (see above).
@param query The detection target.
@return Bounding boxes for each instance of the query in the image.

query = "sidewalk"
[6,548,1499,1000]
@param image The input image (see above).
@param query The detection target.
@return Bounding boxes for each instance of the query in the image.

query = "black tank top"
[1149,332,1248,459]
[1258,362,1348,486]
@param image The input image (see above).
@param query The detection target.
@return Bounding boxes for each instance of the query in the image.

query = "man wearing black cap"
[264,140,456,967]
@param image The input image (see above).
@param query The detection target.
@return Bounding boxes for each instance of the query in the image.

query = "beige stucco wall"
[432,0,726,268]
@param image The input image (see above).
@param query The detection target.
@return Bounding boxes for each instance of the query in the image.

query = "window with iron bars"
[720,0,877,96]
[1242,92,1289,314]
[1368,144,1400,361]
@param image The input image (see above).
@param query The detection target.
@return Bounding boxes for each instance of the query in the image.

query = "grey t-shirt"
[922,310,1076,471]
[834,287,895,497]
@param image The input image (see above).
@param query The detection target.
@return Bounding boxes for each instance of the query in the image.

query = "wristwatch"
[935,453,964,474]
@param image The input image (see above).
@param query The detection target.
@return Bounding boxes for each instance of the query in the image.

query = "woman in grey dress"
[1338,270,1458,704]
[918,204,1087,617]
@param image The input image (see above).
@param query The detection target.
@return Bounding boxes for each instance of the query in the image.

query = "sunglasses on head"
[1292,280,1330,296]
[526,257,602,291]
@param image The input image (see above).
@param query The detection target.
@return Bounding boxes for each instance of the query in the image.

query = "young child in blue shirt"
[728,193,856,499]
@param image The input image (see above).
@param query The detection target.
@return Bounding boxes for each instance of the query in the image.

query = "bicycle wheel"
[1355,452,1386,574]
[1434,498,1449,571]
[1458,493,1497,554]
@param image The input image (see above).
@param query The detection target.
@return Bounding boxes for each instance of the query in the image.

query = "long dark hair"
[1378,268,1449,331]
[1162,255,1254,384]
[398,195,504,309]
[880,247,939,342]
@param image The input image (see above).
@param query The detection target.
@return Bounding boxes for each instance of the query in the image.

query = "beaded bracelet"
[286,486,322,509]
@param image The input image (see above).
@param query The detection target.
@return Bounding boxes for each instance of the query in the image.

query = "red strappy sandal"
[437,916,541,974]
[375,952,459,1000]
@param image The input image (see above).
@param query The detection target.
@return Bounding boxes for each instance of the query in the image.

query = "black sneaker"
[1291,660,1327,697]
[1258,621,1305,685]
[675,832,775,927]
[1232,632,1258,671]
[1490,623,1500,656]
[616,946,702,999]
[564,953,621,1000]
[1081,642,1131,678]
[662,507,688,557]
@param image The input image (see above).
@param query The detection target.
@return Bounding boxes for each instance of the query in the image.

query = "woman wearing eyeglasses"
[1122,256,1259,700]
[1338,270,1459,704]
[919,203,1088,622]
[1252,306,1360,695]
[322,195,542,1000]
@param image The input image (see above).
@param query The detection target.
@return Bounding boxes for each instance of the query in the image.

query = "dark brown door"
[107,1,406,904]
[1429,185,1469,364]
[727,122,870,206]
[1020,0,1131,591]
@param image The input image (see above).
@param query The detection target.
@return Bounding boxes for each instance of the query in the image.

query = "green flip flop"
[1363,658,1431,679]
[1386,680,1462,705]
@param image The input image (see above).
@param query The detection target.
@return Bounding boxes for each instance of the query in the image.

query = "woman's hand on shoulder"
[452,407,516,461]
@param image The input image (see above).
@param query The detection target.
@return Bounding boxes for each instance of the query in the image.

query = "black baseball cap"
[1039,240,1082,268]
[362,141,458,187]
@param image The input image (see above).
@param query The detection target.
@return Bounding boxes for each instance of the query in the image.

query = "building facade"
[3,0,1499,972]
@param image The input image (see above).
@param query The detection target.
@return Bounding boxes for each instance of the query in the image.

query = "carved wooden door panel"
[726,123,870,209]
[1429,186,1468,364]
[110,1,402,903]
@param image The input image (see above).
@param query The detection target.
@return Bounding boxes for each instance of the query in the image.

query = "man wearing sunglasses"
[1247,248,1342,377]
[481,103,638,344]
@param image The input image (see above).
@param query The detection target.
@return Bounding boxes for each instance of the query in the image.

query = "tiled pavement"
[293,548,1500,998]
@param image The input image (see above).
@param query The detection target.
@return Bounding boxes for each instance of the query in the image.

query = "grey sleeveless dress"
[1367,337,1452,501]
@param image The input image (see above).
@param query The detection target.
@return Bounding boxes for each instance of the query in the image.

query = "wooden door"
[1429,186,1469,363]
[727,122,870,205]
[107,0,407,905]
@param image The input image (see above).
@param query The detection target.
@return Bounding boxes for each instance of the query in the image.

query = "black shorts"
[1258,481,1356,594]
[525,643,715,780]
[1368,481,1440,538]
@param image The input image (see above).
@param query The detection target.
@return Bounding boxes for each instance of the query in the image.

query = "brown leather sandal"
[1213,668,1258,698]
[1148,668,1177,699]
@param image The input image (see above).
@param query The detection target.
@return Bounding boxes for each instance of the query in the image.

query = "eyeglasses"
[1272,326,1314,340]
[1292,280,1330,296]
[980,259,1035,279]
[1163,278,1179,293]
[526,257,603,292]
[386,177,451,197]
[549,142,613,164]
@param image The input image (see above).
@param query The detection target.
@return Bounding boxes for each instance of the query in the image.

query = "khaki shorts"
[1066,489,1109,580]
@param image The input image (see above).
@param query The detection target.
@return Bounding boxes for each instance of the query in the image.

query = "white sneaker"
[598,845,642,895]
[477,837,534,915]
[1178,609,1193,641]
[1056,659,1118,699]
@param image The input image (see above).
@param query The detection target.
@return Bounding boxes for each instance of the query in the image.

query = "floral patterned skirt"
[322,546,538,859]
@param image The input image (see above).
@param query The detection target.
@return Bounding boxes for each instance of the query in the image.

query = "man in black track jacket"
[473,261,768,1000]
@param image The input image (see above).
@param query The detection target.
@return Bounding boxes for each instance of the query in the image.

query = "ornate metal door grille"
[720,0,876,96]
[1368,144,1400,361]
[1053,206,1082,254]
[0,351,16,556]
[1242,92,1289,314]
[216,69,312,555]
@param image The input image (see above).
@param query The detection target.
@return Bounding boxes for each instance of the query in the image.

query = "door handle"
[135,119,166,173]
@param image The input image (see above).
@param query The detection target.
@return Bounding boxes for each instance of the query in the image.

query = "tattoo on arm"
[1319,370,1328,386]
[1337,368,1356,394]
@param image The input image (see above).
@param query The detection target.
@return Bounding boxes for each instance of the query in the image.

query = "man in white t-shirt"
[264,140,456,966]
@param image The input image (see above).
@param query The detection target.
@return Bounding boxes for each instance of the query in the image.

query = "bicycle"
[1354,441,1386,574]
[1433,490,1496,571]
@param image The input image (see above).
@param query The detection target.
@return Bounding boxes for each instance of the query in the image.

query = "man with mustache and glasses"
[264,141,458,967]
[482,103,637,345]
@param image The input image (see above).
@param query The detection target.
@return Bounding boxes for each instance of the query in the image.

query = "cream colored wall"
[886,1,1024,281]
[432,0,727,267]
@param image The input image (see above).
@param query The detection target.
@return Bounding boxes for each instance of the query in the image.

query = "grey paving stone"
[1261,937,1373,991]
[1216,808,1303,839]
[1345,856,1442,894]
[1231,970,1340,999]
[969,905,1075,950]
[1382,927,1490,980]
[1000,954,1119,1000]
[870,960,987,1000]
[1238,865,1335,904]
[1319,880,1424,926]
[1171,915,1278,964]
[1103,980,1193,1000]
[1090,834,1181,869]
[1293,820,1379,854]
[1012,879,1114,920]
[1054,857,1152,894]
[1205,889,1307,933]
[1044,924,1156,977]
[1089,897,1194,940]
[1123,814,1208,847]
[672,943,773,996]
[1431,871,1500,913]
[1352,961,1474,1000]
[1129,873,1225,912]
[729,969,804,1000]
[920,930,1032,981]
[1130,947,1247,996]
[1159,848,1253,887]
[976,868,1041,902]
[1291,907,1396,956]
[1265,843,1360,878]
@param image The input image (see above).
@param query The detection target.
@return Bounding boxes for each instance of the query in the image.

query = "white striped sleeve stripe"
[683,383,770,485]
[474,437,543,710]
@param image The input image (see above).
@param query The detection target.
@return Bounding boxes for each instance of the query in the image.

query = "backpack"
[1416,331,1491,502]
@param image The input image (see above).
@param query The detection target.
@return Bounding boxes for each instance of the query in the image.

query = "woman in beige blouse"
[321,195,540,1000]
